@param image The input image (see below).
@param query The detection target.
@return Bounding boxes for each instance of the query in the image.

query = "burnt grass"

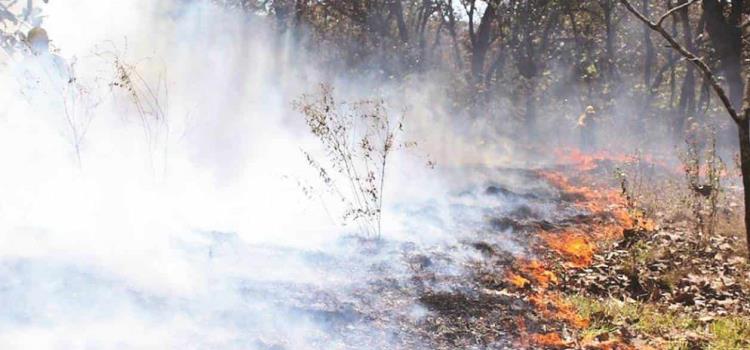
[261,161,749,349]
[406,160,750,349]
[561,228,750,315]
[399,165,606,349]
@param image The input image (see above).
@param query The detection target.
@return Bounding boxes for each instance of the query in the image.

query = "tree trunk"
[389,0,409,44]
[740,1,750,258]
[442,7,463,70]
[643,0,655,86]
[676,0,696,137]
[525,79,537,132]
[470,1,497,84]
[668,11,677,107]
[739,120,750,257]
[486,48,506,88]
[602,1,616,79]
[702,0,743,106]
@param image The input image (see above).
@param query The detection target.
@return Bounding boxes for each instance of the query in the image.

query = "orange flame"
[538,170,623,214]
[529,292,590,329]
[506,272,530,288]
[531,332,566,347]
[554,148,639,173]
[519,259,558,288]
[508,148,663,348]
[541,231,595,268]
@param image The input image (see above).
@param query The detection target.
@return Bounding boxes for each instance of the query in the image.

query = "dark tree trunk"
[440,4,464,70]
[702,0,743,106]
[525,81,537,132]
[602,0,616,79]
[728,65,744,109]
[676,0,696,137]
[565,10,586,105]
[740,0,750,258]
[486,47,506,88]
[389,0,409,44]
[470,1,497,83]
[519,10,537,127]
[273,0,293,32]
[643,0,655,86]
[669,10,677,107]
[738,118,750,258]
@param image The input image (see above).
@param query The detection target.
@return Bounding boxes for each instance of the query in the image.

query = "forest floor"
[244,148,750,350]
[406,150,750,349]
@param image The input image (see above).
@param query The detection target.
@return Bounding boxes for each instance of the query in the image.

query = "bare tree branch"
[619,0,742,124]
[656,0,697,27]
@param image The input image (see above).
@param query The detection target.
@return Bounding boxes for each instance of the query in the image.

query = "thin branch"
[657,0,697,27]
[620,0,742,124]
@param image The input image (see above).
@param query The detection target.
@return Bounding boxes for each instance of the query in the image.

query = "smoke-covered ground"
[0,1,640,349]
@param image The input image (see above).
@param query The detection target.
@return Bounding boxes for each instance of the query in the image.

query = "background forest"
[215,0,742,144]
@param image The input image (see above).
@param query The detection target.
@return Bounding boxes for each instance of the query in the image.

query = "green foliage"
[569,295,750,350]
[708,317,750,350]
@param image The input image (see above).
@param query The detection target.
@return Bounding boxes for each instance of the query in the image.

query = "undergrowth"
[568,295,750,350]
[295,84,409,238]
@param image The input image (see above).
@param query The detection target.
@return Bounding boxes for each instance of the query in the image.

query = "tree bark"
[702,0,742,106]
[738,118,750,258]
[602,0,617,79]
[389,0,409,44]
[469,1,497,84]
[643,0,656,86]
[740,1,750,258]
[676,0,696,136]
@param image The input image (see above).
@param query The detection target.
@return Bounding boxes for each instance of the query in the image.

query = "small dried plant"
[614,150,659,231]
[0,1,98,166]
[110,56,168,140]
[100,45,169,174]
[679,124,724,242]
[60,61,99,167]
[295,84,406,239]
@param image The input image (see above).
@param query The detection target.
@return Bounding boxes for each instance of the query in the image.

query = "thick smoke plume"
[0,1,538,349]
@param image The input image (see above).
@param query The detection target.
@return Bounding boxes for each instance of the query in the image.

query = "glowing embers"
[508,264,588,348]
[554,148,638,173]
[541,230,595,268]
[529,291,589,329]
[506,149,662,348]
[538,170,625,212]
[531,332,566,347]
[516,315,576,348]
[506,271,530,288]
[516,317,569,348]
[518,258,558,288]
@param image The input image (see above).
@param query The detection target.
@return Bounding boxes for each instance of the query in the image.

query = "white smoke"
[0,1,532,349]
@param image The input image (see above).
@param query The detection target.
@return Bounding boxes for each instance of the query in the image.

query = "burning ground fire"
[504,149,658,348]
[540,231,594,268]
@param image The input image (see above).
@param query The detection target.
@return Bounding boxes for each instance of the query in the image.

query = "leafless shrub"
[60,61,99,166]
[680,123,724,241]
[0,1,98,166]
[615,131,740,247]
[614,150,662,230]
[615,150,647,210]
[100,45,170,174]
[294,84,409,239]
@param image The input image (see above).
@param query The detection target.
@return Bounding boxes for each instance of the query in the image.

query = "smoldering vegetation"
[0,1,552,349]
[1,0,749,349]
